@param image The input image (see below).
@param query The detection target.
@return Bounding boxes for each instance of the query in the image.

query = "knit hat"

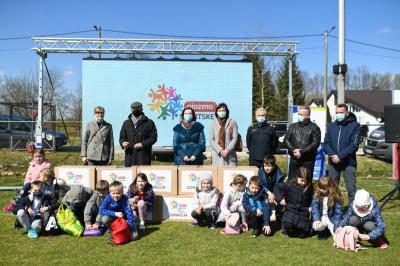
[197,172,213,189]
[353,189,373,217]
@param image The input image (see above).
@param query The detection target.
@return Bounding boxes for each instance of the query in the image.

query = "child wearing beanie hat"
[336,189,388,249]
[191,172,220,229]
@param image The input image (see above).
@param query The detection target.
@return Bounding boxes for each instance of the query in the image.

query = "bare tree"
[347,66,392,90]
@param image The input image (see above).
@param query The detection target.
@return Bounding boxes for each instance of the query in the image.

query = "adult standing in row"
[173,107,206,165]
[81,106,114,166]
[209,103,238,166]
[325,104,360,202]
[284,106,321,179]
[246,108,278,168]
[120,102,158,166]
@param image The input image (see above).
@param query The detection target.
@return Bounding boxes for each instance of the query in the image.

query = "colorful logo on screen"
[65,171,83,184]
[148,172,167,190]
[147,84,183,120]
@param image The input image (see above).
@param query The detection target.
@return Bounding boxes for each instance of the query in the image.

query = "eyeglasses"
[95,111,104,114]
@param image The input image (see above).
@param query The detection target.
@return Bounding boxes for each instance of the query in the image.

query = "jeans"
[328,164,356,202]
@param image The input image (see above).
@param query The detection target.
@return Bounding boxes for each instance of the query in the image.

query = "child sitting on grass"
[99,181,137,240]
[336,189,388,249]
[84,180,109,231]
[191,172,220,229]
[311,176,343,240]
[218,174,248,233]
[242,176,271,238]
[274,167,313,238]
[39,168,60,205]
[127,173,155,231]
[13,180,56,238]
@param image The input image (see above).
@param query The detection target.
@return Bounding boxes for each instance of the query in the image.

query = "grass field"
[0,150,398,265]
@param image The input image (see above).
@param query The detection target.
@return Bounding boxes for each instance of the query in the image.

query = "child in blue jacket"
[242,176,271,238]
[100,181,136,239]
[337,189,388,249]
[311,176,343,240]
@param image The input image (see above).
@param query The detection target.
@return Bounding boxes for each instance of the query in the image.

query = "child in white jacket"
[218,174,248,232]
[191,172,220,229]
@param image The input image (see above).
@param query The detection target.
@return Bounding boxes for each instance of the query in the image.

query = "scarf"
[131,115,142,128]
[181,120,195,130]
[217,118,227,149]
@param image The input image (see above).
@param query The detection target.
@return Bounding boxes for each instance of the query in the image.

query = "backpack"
[111,218,131,245]
[220,213,242,235]
[334,226,361,252]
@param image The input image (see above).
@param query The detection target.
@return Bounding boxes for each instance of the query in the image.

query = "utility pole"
[35,52,46,149]
[324,26,336,108]
[288,54,293,124]
[93,25,102,58]
[337,0,346,104]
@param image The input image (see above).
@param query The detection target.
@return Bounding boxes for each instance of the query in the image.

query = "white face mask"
[217,111,226,119]
[297,115,304,123]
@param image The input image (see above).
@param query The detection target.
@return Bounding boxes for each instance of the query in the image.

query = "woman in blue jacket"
[173,107,206,165]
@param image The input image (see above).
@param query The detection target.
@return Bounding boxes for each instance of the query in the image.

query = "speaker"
[384,104,400,143]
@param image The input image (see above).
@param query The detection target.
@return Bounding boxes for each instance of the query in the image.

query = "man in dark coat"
[246,107,278,167]
[284,106,321,179]
[119,102,158,166]
[324,103,360,202]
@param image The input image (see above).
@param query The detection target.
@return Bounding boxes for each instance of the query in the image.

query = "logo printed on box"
[141,170,172,192]
[181,170,213,193]
[100,170,133,193]
[169,200,189,218]
[163,197,194,220]
[59,168,90,187]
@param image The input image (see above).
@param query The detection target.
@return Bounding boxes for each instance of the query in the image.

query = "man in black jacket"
[246,107,278,167]
[119,102,158,166]
[284,106,321,179]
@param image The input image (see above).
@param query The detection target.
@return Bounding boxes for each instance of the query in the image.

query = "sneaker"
[209,223,216,230]
[376,238,389,249]
[281,228,288,236]
[252,228,261,238]
[27,229,38,238]
[2,202,15,213]
[190,220,199,226]
[139,223,145,230]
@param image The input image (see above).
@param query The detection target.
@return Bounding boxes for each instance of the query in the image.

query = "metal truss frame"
[32,38,298,56]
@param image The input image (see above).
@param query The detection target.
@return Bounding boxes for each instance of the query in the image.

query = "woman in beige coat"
[209,103,238,166]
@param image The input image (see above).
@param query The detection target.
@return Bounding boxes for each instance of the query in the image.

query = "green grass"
[1,178,399,265]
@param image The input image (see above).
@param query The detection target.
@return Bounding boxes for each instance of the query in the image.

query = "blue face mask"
[257,116,266,123]
[183,114,193,123]
[336,113,345,122]
[297,115,304,123]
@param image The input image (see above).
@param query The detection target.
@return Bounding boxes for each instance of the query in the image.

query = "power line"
[0,30,95,41]
[330,35,400,53]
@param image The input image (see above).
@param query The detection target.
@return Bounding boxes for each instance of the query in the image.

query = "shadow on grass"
[139,226,160,238]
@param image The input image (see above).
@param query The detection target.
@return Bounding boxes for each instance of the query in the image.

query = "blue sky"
[0,0,399,92]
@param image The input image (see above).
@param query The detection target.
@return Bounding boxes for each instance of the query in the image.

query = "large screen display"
[82,59,252,147]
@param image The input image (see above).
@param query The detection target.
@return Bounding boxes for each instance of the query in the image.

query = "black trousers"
[249,158,263,168]
[248,212,264,230]
[287,159,315,180]
[191,209,217,226]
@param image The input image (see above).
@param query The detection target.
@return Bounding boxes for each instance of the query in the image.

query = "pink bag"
[334,226,361,252]
[220,213,242,235]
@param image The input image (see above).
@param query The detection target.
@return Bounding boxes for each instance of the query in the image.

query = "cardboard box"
[144,195,163,223]
[177,165,218,195]
[162,195,195,221]
[55,166,96,189]
[217,166,258,193]
[96,166,136,193]
[137,165,178,195]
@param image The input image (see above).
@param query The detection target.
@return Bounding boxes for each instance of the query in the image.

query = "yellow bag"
[56,204,83,237]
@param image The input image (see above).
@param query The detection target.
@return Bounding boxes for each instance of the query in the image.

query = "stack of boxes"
[54,165,258,222]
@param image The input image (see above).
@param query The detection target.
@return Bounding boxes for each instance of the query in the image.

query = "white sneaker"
[139,223,145,230]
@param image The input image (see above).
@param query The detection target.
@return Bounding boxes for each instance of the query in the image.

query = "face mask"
[336,113,345,122]
[257,116,266,123]
[297,115,304,123]
[132,110,142,117]
[217,111,226,119]
[183,114,192,122]
[33,191,43,198]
